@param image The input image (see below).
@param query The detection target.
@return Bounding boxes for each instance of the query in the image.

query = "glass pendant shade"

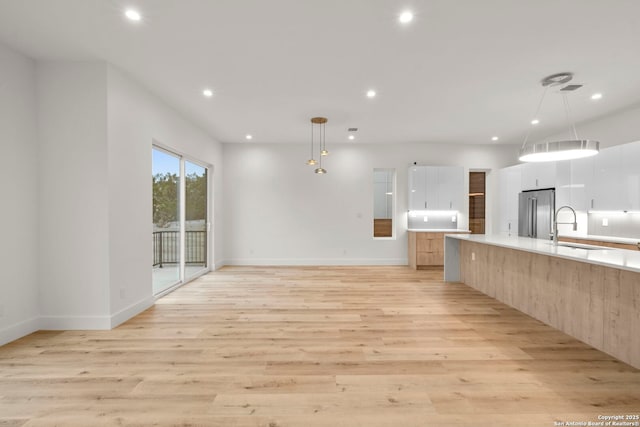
[306,159,317,165]
[314,167,327,174]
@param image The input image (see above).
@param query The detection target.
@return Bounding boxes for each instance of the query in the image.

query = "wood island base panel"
[456,239,640,369]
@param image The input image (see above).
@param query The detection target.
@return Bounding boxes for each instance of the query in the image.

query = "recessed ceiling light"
[348,135,355,140]
[491,136,499,141]
[591,93,603,100]
[399,11,414,24]
[245,134,253,140]
[531,119,540,125]
[366,89,376,98]
[203,89,213,97]
[124,9,141,21]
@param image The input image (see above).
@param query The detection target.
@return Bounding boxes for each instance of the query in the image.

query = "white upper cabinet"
[497,140,640,220]
[569,156,594,212]
[437,166,465,210]
[521,162,557,190]
[408,166,464,211]
[623,141,640,211]
[590,145,627,211]
[425,167,439,209]
[555,157,594,212]
[408,166,427,210]
[498,165,521,234]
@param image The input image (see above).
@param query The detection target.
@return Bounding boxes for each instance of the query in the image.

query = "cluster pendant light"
[519,72,599,162]
[307,117,329,174]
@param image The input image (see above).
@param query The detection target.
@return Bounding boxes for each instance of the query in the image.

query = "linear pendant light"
[309,117,327,174]
[519,73,599,162]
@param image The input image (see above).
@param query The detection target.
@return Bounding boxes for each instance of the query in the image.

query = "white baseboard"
[225,258,408,266]
[213,259,227,270]
[39,315,112,330]
[0,316,40,346]
[110,296,155,328]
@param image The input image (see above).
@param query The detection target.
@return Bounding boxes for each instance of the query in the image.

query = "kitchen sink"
[549,242,608,251]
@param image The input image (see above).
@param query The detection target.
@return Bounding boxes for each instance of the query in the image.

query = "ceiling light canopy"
[124,9,141,21]
[519,72,600,163]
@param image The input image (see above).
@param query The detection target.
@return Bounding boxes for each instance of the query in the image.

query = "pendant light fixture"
[308,117,328,174]
[519,72,599,162]
[306,119,317,166]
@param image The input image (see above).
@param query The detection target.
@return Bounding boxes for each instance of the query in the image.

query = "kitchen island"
[444,234,640,369]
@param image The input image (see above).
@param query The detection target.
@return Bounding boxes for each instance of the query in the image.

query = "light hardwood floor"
[1,266,639,426]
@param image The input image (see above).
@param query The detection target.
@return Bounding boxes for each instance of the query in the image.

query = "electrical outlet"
[451,215,456,222]
[423,216,429,222]
[602,218,609,226]
[472,252,476,261]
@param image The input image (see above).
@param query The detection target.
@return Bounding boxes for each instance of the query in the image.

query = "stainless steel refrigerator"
[518,189,555,240]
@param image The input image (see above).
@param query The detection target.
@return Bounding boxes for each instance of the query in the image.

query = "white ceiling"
[1,0,640,145]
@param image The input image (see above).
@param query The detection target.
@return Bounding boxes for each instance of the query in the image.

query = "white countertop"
[446,234,640,273]
[408,229,471,232]
[559,233,640,245]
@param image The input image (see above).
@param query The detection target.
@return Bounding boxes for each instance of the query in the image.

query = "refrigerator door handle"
[532,198,538,238]
[527,198,533,237]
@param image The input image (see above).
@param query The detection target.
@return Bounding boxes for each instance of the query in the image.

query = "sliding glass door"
[184,160,208,280]
[152,147,209,295]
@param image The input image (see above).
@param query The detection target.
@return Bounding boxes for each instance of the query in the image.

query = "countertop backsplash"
[588,212,640,239]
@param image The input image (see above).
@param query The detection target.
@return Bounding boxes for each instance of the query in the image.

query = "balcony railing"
[153,231,207,267]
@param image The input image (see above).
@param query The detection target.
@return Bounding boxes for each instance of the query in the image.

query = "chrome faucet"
[552,205,578,245]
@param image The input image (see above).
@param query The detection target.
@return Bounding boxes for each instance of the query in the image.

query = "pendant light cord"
[318,122,322,168]
[520,85,550,150]
[310,121,313,158]
[562,92,579,140]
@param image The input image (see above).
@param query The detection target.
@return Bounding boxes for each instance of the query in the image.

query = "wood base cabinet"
[409,231,470,269]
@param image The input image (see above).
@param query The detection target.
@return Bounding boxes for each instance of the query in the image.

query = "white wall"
[0,43,40,343]
[0,58,224,341]
[223,142,517,265]
[37,62,111,328]
[106,65,224,325]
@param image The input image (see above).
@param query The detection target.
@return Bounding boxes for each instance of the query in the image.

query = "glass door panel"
[152,148,181,294]
[184,160,208,280]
